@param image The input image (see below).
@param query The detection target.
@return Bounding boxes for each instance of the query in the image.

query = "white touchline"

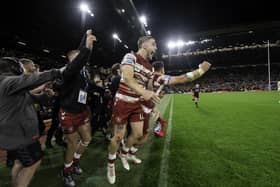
[158,95,174,187]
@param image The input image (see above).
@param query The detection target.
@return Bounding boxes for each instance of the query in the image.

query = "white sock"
[108,153,116,160]
[122,145,129,153]
[130,146,138,153]
[74,152,81,159]
[121,139,125,145]
[64,161,73,168]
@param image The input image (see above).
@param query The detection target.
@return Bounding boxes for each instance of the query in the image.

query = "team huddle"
[0,30,211,187]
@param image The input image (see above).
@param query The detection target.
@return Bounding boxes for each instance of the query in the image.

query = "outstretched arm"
[1,70,61,96]
[168,61,211,85]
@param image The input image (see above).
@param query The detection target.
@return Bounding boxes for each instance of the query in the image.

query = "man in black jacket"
[0,57,63,187]
[58,30,96,187]
[109,63,121,98]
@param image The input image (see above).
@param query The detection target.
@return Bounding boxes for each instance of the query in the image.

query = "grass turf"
[0,91,279,187]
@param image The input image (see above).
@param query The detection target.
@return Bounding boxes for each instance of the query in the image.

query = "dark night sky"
[0,0,279,66]
[133,0,279,41]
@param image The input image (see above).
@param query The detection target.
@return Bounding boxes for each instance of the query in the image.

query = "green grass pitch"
[0,91,279,187]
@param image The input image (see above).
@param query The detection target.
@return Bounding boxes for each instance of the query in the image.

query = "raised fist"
[199,61,211,73]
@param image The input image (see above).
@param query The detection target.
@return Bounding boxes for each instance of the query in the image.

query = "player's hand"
[143,90,161,104]
[199,61,211,73]
[86,29,97,50]
[43,88,55,97]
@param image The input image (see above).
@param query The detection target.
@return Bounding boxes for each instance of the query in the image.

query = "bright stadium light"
[167,41,176,49]
[112,33,122,43]
[112,33,118,39]
[80,3,89,12]
[177,40,185,48]
[147,30,151,35]
[167,39,196,49]
[17,41,26,46]
[139,15,147,27]
[43,49,50,53]
[79,2,94,18]
[121,9,125,13]
[124,44,129,49]
[185,41,195,46]
[201,39,212,44]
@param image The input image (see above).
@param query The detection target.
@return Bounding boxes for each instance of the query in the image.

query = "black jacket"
[59,47,91,113]
[0,70,61,150]
[109,75,121,98]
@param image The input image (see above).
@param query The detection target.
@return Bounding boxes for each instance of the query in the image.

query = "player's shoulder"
[121,53,137,65]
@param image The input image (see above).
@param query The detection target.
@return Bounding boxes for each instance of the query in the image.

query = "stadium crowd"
[167,65,280,93]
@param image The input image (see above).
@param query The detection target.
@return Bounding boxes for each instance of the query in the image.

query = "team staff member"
[0,57,63,187]
[58,30,96,187]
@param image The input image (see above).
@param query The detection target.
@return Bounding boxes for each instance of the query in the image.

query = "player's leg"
[59,110,80,187]
[12,141,42,187]
[107,98,131,184]
[74,111,92,175]
[107,124,127,184]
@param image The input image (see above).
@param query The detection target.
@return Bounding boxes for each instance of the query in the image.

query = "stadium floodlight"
[43,49,50,53]
[17,41,26,46]
[112,33,118,39]
[177,40,185,48]
[167,41,176,49]
[147,30,151,35]
[139,15,148,27]
[121,9,125,13]
[80,3,89,12]
[185,41,195,46]
[79,2,94,18]
[124,44,129,49]
[201,39,212,44]
[112,33,122,43]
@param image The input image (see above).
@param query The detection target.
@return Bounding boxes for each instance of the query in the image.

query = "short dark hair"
[137,36,154,49]
[152,61,164,72]
[111,63,120,76]
[0,57,23,75]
